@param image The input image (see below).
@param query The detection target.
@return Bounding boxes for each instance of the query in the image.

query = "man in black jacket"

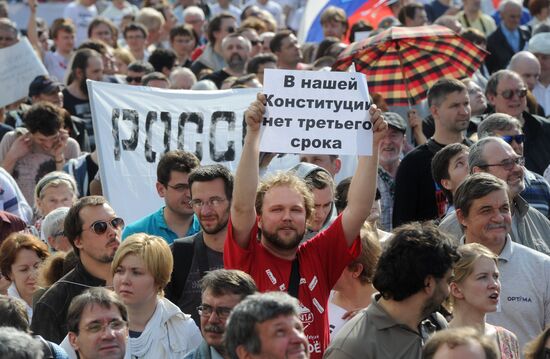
[31,196,124,343]
[486,69,550,175]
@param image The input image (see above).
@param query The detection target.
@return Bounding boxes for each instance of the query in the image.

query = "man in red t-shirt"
[224,93,388,358]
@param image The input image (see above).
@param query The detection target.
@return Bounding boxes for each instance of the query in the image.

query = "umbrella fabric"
[333,25,488,106]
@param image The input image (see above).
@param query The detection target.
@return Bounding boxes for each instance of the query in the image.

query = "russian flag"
[298,0,394,44]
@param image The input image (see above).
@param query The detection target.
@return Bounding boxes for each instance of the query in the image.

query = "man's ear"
[441,178,453,191]
[456,208,467,227]
[236,344,252,359]
[156,181,166,198]
[68,332,80,352]
[424,275,435,295]
[486,93,496,106]
[333,158,342,175]
[471,166,482,174]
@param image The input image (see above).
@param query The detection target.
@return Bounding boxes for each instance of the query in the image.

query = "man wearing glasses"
[166,164,233,326]
[184,269,257,359]
[67,287,128,359]
[32,196,126,343]
[478,113,550,219]
[440,137,550,256]
[485,69,550,175]
[122,150,201,244]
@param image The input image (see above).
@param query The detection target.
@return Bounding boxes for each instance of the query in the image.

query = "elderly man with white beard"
[439,137,550,256]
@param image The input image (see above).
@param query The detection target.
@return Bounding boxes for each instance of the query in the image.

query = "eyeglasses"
[126,76,142,83]
[52,230,64,238]
[225,27,235,33]
[498,88,528,100]
[82,217,125,235]
[166,183,190,192]
[500,134,525,145]
[197,304,232,319]
[0,36,15,42]
[480,157,525,171]
[250,40,261,46]
[83,319,127,334]
[189,197,226,209]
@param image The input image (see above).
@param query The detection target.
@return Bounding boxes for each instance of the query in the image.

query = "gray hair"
[468,137,502,171]
[191,79,217,91]
[486,69,523,97]
[0,18,17,36]
[182,5,205,21]
[40,206,70,244]
[169,67,196,89]
[499,0,522,12]
[224,292,301,359]
[454,173,509,217]
[0,327,44,359]
[477,113,522,138]
[200,269,256,298]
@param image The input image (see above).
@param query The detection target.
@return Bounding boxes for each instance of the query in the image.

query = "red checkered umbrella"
[333,25,488,106]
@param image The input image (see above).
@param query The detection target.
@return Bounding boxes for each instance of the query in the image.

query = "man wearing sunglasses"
[439,136,550,256]
[191,13,237,77]
[125,60,154,86]
[485,69,550,175]
[122,150,201,244]
[32,196,125,343]
[478,113,550,219]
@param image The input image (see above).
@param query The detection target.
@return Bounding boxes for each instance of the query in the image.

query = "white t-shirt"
[101,2,139,27]
[43,51,69,83]
[328,291,349,340]
[63,2,98,46]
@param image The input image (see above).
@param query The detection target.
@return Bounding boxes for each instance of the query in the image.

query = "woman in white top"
[112,233,202,359]
[0,233,50,321]
[449,243,520,359]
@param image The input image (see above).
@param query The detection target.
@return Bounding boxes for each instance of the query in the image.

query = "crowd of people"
[1,0,550,358]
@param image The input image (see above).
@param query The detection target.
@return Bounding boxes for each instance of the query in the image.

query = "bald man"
[529,33,550,115]
[509,51,541,91]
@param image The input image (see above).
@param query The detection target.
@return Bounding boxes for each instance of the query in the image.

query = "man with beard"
[453,173,550,350]
[63,48,104,150]
[225,93,387,358]
[123,150,201,244]
[203,33,251,89]
[165,164,234,325]
[439,137,550,255]
[31,196,125,343]
[183,269,257,359]
[377,112,407,232]
[325,222,459,359]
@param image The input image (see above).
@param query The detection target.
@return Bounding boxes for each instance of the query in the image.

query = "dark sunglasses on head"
[83,217,125,235]
[126,76,142,83]
[500,134,525,145]
[499,88,527,100]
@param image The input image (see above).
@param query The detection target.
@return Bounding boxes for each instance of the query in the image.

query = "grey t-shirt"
[177,241,223,326]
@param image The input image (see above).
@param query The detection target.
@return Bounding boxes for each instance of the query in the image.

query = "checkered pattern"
[333,25,488,106]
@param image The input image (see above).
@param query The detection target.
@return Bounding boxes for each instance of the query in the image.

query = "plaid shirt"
[521,169,550,218]
[377,167,396,232]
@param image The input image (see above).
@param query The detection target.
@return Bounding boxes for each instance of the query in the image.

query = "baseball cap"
[28,75,62,98]
[384,112,407,132]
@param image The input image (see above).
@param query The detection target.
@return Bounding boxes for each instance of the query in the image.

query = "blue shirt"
[500,24,520,52]
[521,169,550,218]
[122,207,201,244]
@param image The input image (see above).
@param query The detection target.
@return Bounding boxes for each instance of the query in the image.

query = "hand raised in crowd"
[244,93,266,133]
[28,0,37,14]
[369,105,388,147]
[48,128,69,162]
[6,132,33,162]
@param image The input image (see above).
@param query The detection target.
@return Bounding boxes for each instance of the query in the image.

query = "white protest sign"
[261,69,372,156]
[88,81,258,223]
[0,37,48,107]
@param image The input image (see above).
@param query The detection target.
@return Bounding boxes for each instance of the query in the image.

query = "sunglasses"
[126,76,142,83]
[499,88,527,100]
[500,134,525,145]
[83,217,125,235]
[250,40,261,46]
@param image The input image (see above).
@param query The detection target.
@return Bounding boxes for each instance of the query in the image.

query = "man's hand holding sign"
[226,69,387,358]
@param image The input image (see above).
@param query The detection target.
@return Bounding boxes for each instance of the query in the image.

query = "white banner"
[88,81,259,224]
[261,69,373,156]
[0,37,47,107]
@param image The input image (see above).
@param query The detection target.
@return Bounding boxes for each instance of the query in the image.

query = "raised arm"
[341,106,387,245]
[230,93,265,248]
[26,0,43,60]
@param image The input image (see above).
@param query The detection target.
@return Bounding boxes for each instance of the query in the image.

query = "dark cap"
[28,75,62,98]
[384,112,407,132]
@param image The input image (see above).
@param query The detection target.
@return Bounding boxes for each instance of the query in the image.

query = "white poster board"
[261,69,373,156]
[88,81,258,223]
[0,37,47,107]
